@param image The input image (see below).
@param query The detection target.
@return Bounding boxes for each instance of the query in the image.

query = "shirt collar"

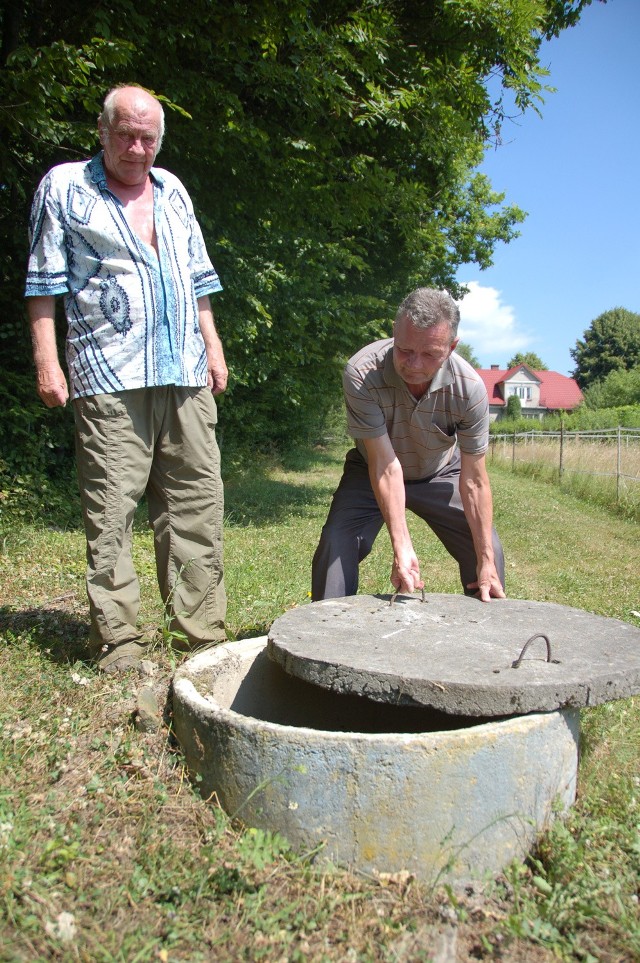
[87,152,164,189]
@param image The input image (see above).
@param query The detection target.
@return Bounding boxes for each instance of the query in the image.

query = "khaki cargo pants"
[73,386,226,653]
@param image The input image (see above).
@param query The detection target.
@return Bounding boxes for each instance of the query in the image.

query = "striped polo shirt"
[343,338,489,480]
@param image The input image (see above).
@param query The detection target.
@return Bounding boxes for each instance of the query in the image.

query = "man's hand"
[197,295,228,396]
[28,296,68,407]
[36,362,69,408]
[391,548,424,595]
[467,560,506,602]
[207,357,228,396]
[362,434,425,597]
[459,450,506,602]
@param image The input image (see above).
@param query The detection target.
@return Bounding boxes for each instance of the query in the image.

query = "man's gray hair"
[100,85,165,152]
[394,288,460,339]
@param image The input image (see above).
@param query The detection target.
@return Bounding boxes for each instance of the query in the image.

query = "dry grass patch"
[489,433,640,520]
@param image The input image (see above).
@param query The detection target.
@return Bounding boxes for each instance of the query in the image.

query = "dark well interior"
[211,648,503,734]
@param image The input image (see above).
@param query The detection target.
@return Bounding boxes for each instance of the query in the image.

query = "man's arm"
[459,450,506,602]
[27,295,69,408]
[198,295,228,396]
[363,434,423,594]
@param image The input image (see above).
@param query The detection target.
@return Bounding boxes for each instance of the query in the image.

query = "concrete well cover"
[267,594,640,717]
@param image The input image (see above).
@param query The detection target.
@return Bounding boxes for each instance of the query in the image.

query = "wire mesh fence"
[489,426,640,507]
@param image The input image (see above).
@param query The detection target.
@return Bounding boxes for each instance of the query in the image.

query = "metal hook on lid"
[389,587,426,607]
[512,633,560,668]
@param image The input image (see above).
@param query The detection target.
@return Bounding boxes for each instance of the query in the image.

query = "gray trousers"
[73,386,226,652]
[311,448,505,600]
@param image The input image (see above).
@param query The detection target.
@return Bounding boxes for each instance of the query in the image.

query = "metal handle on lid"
[512,633,560,668]
[389,587,426,606]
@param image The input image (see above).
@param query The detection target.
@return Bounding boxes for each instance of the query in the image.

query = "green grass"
[1,441,639,961]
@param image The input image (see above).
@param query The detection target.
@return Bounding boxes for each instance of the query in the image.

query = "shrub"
[490,405,640,434]
[505,394,522,419]
[0,371,76,525]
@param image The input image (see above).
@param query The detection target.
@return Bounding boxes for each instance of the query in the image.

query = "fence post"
[512,430,516,469]
[559,419,564,480]
[617,425,622,502]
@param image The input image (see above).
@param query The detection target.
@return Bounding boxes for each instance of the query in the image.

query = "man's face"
[392,316,458,392]
[98,92,161,188]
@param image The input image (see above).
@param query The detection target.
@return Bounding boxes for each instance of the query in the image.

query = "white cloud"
[456,281,533,366]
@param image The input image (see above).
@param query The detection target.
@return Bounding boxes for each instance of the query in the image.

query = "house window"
[511,386,532,401]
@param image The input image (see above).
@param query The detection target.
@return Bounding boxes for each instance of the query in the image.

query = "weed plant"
[0,440,639,961]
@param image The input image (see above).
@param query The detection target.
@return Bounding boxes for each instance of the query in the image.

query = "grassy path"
[0,448,639,961]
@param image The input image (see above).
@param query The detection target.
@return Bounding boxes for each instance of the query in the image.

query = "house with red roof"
[476,363,584,421]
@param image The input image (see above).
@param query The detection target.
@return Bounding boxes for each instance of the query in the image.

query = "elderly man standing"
[25,84,228,673]
[312,287,505,603]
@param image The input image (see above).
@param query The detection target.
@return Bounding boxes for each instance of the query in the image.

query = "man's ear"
[450,338,460,353]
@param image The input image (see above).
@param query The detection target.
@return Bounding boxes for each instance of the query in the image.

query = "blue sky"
[456,0,640,376]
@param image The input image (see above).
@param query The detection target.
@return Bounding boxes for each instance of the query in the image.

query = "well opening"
[225,648,503,733]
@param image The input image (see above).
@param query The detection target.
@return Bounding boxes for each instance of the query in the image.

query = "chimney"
[491,364,500,370]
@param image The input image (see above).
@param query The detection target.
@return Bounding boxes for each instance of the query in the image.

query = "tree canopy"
[571,307,640,389]
[1,0,601,449]
[507,351,548,371]
[455,342,481,368]
[582,365,640,409]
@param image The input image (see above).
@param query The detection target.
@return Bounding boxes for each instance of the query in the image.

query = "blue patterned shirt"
[25,153,222,399]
